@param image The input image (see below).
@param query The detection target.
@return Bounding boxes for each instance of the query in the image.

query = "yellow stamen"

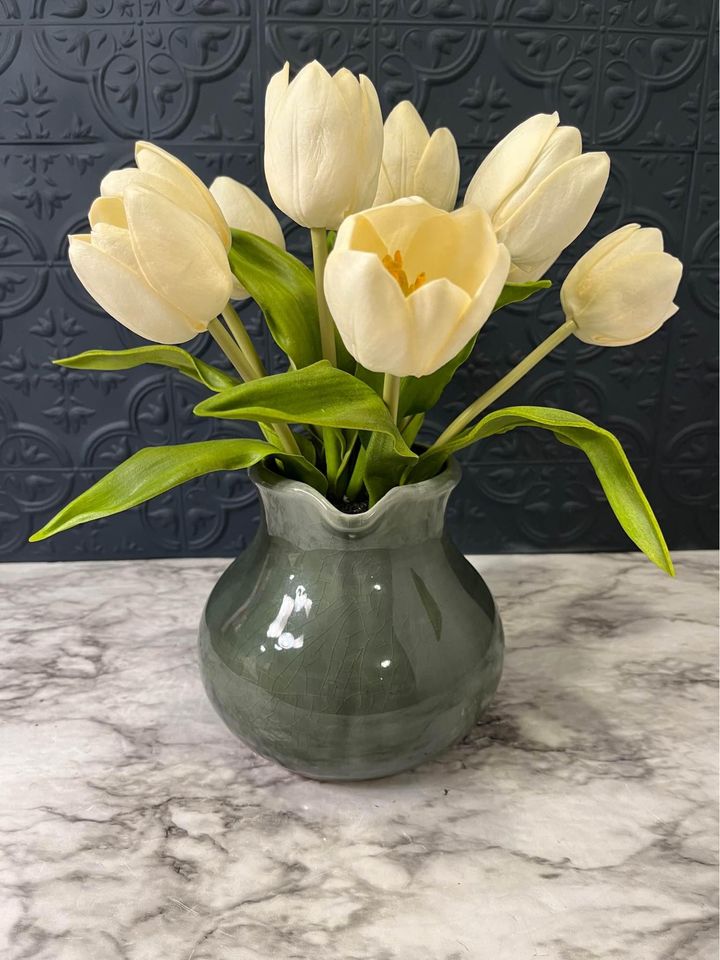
[382,249,427,296]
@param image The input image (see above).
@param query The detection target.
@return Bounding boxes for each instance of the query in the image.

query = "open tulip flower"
[31,62,683,577]
[324,199,510,377]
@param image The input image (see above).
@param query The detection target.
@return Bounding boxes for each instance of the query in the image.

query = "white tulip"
[561,223,682,346]
[464,112,610,282]
[373,101,460,211]
[324,198,510,378]
[264,60,383,229]
[70,184,233,344]
[210,176,285,300]
[98,141,231,250]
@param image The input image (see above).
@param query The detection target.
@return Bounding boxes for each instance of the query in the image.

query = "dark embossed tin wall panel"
[0,0,717,561]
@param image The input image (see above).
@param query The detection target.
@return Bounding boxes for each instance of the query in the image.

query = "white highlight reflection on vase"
[267,585,313,652]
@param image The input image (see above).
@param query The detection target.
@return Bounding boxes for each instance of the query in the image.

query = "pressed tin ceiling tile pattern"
[0,0,716,561]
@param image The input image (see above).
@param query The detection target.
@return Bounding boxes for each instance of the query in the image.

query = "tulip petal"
[378,101,430,201]
[324,249,410,373]
[101,167,229,246]
[123,184,233,324]
[560,224,655,318]
[209,177,285,249]
[498,151,610,281]
[406,278,471,376]
[359,197,444,259]
[404,205,495,295]
[68,236,202,343]
[89,196,127,229]
[354,75,384,211]
[571,251,682,346]
[89,223,138,270]
[494,125,582,226]
[464,112,559,217]
[265,61,290,126]
[414,127,460,211]
[336,211,388,258]
[434,243,511,366]
[135,142,230,248]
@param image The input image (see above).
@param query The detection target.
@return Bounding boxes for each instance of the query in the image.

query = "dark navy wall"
[0,0,717,561]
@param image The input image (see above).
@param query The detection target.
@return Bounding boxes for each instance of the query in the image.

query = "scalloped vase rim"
[248,456,460,532]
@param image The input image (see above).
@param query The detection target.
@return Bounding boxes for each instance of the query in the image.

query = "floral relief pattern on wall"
[0,0,717,559]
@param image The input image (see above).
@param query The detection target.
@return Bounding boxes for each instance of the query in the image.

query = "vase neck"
[250,460,460,550]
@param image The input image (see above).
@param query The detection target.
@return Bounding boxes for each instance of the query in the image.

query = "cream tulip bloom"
[561,224,682,346]
[96,141,231,250]
[70,184,233,343]
[464,112,610,282]
[373,101,460,211]
[324,198,510,377]
[209,176,285,300]
[264,61,383,229]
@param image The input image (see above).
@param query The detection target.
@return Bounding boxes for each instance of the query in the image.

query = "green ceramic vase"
[198,458,504,780]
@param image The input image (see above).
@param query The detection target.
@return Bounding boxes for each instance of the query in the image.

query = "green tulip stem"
[345,445,367,503]
[383,373,401,424]
[430,318,578,450]
[221,303,266,379]
[208,317,301,457]
[310,228,337,366]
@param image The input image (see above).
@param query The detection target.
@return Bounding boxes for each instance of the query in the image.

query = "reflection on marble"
[0,552,717,960]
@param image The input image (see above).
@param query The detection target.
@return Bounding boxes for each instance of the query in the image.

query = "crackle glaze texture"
[1,551,717,958]
[1,1,717,561]
[199,461,504,779]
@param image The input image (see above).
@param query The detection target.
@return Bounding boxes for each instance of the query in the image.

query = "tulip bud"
[210,177,286,300]
[70,184,233,344]
[324,198,510,378]
[464,112,610,282]
[264,61,383,229]
[561,224,682,346]
[373,101,460,211]
[99,141,231,250]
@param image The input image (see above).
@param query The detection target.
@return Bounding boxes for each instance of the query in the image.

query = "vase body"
[198,459,504,780]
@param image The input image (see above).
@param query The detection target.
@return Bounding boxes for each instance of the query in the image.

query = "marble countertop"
[1,551,717,960]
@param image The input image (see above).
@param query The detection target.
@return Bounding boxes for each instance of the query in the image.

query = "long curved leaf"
[56,346,239,392]
[230,229,322,369]
[412,406,673,575]
[29,439,326,541]
[194,361,414,457]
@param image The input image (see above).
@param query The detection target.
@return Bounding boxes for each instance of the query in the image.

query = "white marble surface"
[0,552,717,960]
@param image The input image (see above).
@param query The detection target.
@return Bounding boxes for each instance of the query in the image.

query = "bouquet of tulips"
[31,62,682,574]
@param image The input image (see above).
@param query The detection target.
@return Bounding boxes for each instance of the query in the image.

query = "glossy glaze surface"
[198,460,504,780]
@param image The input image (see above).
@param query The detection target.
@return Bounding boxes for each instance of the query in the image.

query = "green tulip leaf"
[29,439,327,542]
[55,346,239,392]
[362,430,418,506]
[411,405,673,575]
[194,361,414,457]
[229,229,322,369]
[494,279,552,311]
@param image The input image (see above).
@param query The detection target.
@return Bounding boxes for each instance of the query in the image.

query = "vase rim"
[249,455,461,534]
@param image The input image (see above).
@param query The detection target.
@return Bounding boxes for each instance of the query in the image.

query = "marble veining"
[0,552,717,960]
